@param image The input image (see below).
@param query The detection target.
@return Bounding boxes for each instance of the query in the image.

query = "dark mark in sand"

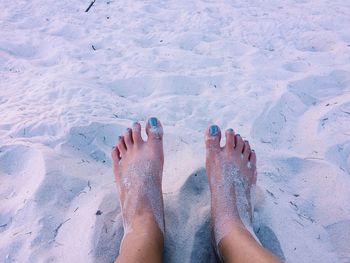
[96,210,103,216]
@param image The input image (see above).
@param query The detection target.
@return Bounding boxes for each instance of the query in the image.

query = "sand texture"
[1,0,350,262]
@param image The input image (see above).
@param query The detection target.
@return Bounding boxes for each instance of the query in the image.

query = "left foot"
[111,117,165,234]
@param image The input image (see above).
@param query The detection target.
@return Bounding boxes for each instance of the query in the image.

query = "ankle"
[212,216,252,245]
[124,212,164,239]
[119,213,164,260]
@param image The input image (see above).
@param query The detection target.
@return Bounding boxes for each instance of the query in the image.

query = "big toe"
[146,117,163,142]
[205,125,221,153]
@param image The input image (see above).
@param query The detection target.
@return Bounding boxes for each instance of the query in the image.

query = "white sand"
[1,0,350,262]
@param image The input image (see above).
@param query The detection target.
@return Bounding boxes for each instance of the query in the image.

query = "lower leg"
[217,221,281,263]
[116,214,163,263]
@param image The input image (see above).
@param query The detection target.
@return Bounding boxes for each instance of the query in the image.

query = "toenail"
[209,125,219,136]
[149,117,158,127]
[118,136,123,140]
[252,149,255,152]
[244,140,249,143]
[227,128,234,133]
[126,128,131,131]
[236,134,241,137]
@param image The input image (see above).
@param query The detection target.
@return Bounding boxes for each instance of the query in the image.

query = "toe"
[146,117,163,141]
[124,128,133,148]
[249,150,257,183]
[132,122,143,145]
[111,146,121,163]
[243,140,251,160]
[224,128,235,152]
[235,134,244,153]
[249,150,257,168]
[117,136,127,156]
[205,125,221,153]
[111,146,121,178]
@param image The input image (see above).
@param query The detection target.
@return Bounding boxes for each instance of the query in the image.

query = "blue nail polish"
[209,125,219,136]
[149,117,158,127]
[236,134,241,137]
[228,128,234,132]
[118,136,123,140]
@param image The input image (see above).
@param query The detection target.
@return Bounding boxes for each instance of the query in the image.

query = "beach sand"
[0,0,350,262]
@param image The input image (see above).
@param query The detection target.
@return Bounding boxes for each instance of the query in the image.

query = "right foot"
[111,117,165,235]
[205,125,257,246]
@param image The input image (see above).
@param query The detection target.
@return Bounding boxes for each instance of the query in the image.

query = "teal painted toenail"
[228,128,234,132]
[118,136,123,140]
[209,125,219,136]
[236,134,241,137]
[149,117,158,127]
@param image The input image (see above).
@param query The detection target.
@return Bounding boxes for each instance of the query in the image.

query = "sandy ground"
[0,0,350,262]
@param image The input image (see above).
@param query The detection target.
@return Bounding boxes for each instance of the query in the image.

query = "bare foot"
[205,125,257,246]
[111,117,165,235]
